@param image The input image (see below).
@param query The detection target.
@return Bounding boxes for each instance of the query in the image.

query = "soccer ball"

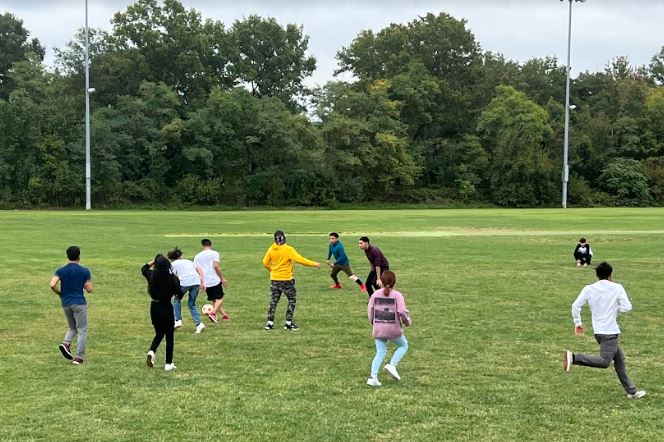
[201,304,214,315]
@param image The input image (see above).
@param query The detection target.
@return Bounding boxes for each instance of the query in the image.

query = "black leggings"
[150,302,175,364]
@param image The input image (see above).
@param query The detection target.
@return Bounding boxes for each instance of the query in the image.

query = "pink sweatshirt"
[367,288,411,340]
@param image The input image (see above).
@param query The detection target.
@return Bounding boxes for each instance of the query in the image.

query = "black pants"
[574,251,592,265]
[366,265,389,296]
[572,334,637,394]
[150,302,175,364]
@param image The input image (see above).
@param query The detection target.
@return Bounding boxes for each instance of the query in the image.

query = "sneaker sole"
[146,354,154,368]
[563,351,572,372]
[59,345,74,360]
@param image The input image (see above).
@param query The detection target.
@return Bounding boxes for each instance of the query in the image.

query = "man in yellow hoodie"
[263,230,320,331]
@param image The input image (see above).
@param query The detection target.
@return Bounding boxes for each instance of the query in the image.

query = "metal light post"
[85,0,91,210]
[561,0,585,209]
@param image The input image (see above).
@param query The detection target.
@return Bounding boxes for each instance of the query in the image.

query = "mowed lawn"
[0,208,663,441]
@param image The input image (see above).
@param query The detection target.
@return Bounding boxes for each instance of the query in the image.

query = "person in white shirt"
[563,261,646,399]
[167,247,206,334]
[193,239,229,323]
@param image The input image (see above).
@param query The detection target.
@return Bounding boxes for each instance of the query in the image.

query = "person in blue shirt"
[327,232,366,292]
[50,246,93,365]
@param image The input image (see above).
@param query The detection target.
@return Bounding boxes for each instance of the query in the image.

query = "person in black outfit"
[573,238,593,267]
[141,255,181,371]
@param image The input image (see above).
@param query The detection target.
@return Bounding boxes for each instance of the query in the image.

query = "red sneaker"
[208,312,218,323]
[329,284,342,289]
[360,284,367,292]
[222,314,230,321]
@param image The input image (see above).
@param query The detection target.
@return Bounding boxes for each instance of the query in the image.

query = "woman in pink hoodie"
[366,271,411,387]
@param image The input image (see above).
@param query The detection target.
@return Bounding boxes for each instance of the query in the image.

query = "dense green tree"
[0,12,45,99]
[229,15,316,109]
[316,80,420,201]
[599,158,650,205]
[477,86,555,206]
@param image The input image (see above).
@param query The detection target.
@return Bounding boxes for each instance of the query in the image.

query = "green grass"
[0,208,663,441]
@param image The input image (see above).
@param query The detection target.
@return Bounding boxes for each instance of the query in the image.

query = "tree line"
[1,0,663,208]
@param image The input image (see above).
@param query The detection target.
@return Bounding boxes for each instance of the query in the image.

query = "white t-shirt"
[171,259,201,287]
[194,249,221,287]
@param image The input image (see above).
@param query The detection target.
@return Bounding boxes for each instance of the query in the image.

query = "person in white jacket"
[563,261,646,399]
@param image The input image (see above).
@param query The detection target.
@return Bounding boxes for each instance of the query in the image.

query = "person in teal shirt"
[327,232,366,292]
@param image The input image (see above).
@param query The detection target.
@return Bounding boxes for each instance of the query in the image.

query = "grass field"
[1,208,663,441]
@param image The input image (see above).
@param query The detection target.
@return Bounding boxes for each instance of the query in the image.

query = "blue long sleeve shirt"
[327,241,350,266]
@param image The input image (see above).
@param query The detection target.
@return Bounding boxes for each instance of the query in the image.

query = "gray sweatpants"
[572,333,637,394]
[62,304,88,359]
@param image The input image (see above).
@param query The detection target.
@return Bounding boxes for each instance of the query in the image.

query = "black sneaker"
[59,343,73,360]
[283,322,299,331]
[264,321,274,330]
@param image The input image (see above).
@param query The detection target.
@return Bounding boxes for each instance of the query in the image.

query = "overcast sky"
[1,0,663,86]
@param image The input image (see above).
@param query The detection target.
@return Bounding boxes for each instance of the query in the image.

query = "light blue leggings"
[371,335,408,377]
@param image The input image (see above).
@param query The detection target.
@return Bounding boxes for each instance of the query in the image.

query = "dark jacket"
[141,264,182,302]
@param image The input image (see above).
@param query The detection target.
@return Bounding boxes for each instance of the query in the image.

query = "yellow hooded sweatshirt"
[262,243,318,280]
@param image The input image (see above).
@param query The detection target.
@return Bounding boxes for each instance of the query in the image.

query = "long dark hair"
[380,271,396,296]
[149,256,173,296]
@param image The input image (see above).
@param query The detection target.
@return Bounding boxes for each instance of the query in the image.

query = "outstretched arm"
[291,249,321,268]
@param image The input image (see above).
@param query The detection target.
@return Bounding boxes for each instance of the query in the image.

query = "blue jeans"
[371,335,408,377]
[172,285,201,325]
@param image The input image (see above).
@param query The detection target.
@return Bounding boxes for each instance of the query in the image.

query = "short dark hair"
[329,232,339,238]
[66,246,80,261]
[579,238,587,243]
[595,261,613,280]
[359,236,370,243]
[201,239,212,247]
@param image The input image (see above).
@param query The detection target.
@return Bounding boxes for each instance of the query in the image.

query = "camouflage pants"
[267,280,297,322]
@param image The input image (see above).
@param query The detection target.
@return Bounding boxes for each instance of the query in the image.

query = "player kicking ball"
[563,261,646,399]
[327,232,366,292]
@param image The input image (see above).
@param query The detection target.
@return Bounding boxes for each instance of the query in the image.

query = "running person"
[563,261,646,398]
[142,255,181,371]
[367,271,411,387]
[168,247,206,334]
[263,230,320,331]
[327,232,366,292]
[50,246,93,365]
[194,239,229,323]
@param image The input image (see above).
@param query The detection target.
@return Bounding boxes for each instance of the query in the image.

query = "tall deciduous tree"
[0,12,44,99]
[229,15,316,109]
[477,85,555,206]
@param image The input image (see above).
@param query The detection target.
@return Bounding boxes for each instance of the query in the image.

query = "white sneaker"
[627,390,647,399]
[146,350,155,368]
[174,319,183,329]
[563,350,573,372]
[366,377,381,387]
[164,363,177,372]
[195,322,206,334]
[384,364,401,381]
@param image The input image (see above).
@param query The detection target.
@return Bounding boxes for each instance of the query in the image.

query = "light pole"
[561,0,585,209]
[85,0,91,210]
